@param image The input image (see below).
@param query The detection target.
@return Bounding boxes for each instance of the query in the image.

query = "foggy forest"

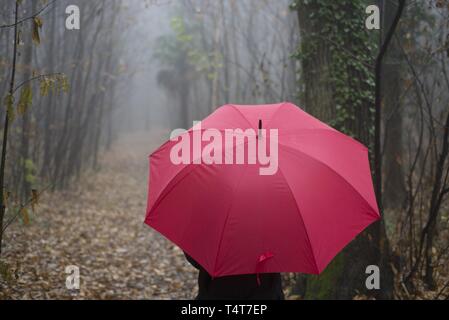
[1,0,449,301]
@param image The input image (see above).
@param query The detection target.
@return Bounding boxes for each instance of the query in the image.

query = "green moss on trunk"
[304,253,344,300]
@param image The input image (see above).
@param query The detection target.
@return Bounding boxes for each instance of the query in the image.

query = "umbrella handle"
[256,252,274,286]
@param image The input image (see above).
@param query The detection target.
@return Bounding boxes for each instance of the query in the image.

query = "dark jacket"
[185,253,285,300]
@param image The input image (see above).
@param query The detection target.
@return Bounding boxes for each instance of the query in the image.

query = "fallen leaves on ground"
[0,132,197,300]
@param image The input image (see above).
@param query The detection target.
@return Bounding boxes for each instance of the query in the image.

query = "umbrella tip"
[258,119,262,139]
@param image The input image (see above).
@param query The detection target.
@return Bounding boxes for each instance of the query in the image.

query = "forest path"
[1,131,197,299]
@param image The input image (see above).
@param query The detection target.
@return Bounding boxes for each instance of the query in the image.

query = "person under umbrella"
[184,252,285,300]
[145,102,380,300]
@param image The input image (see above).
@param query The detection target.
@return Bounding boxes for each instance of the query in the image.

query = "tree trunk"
[0,0,19,256]
[295,0,396,299]
[382,0,406,210]
[20,1,37,202]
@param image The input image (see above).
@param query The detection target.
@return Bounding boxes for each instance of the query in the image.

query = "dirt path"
[0,132,197,299]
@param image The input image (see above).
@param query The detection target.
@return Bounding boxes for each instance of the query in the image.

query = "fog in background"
[120,0,299,134]
[0,0,299,192]
[2,0,449,300]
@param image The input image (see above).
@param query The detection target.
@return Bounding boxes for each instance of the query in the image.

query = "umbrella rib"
[277,165,320,274]
[228,104,256,130]
[147,162,200,218]
[211,164,248,277]
[263,101,288,129]
[228,102,287,130]
[151,127,250,156]
[279,128,368,152]
[148,129,250,213]
[279,143,380,220]
[150,128,249,160]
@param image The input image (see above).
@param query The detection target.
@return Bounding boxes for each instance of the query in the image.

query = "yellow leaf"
[34,16,43,28]
[32,17,43,45]
[60,75,70,93]
[40,78,50,96]
[17,85,32,115]
[21,207,30,225]
[31,189,39,212]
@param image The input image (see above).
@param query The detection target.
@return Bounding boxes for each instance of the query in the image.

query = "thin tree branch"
[1,184,52,234]
[0,0,58,29]
[13,73,64,94]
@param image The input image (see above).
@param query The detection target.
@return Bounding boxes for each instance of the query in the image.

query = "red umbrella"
[145,102,380,277]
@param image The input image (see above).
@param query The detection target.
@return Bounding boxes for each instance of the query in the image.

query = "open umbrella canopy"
[145,102,380,277]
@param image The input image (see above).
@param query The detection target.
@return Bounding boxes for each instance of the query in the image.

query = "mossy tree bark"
[293,0,394,299]
[382,0,406,210]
